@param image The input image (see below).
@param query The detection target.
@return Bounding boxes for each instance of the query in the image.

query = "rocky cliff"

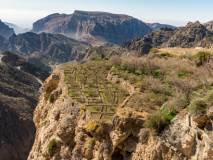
[31,10,152,46]
[0,20,15,39]
[0,51,49,160]
[122,21,213,55]
[28,64,213,160]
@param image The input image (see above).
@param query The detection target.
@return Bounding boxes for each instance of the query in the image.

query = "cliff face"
[0,51,49,160]
[0,20,15,39]
[28,67,213,160]
[31,10,152,46]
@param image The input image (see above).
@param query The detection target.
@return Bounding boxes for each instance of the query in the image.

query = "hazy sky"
[0,0,212,28]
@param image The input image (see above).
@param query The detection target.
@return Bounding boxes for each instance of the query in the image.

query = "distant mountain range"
[31,10,152,46]
[0,32,91,70]
[122,21,213,55]
[146,22,178,30]
[0,50,49,160]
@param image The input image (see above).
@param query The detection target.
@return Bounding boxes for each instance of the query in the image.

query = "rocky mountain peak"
[185,21,206,29]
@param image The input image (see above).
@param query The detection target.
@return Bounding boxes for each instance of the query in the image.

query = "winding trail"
[0,54,4,63]
[35,78,44,93]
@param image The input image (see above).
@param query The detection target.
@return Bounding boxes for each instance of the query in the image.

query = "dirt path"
[35,78,44,93]
[0,54,4,63]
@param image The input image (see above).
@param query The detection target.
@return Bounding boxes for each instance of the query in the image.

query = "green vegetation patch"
[89,138,95,146]
[63,61,129,121]
[49,94,54,103]
[48,139,57,155]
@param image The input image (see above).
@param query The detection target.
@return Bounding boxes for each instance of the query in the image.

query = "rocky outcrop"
[122,21,213,55]
[28,67,213,160]
[0,20,15,38]
[31,10,152,46]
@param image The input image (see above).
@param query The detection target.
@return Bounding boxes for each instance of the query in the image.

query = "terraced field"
[63,61,129,121]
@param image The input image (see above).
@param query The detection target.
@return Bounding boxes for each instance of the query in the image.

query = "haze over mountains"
[4,22,30,34]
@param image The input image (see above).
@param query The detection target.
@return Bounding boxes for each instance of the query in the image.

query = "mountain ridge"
[31,10,152,46]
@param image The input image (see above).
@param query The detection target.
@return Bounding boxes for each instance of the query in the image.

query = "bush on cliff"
[48,139,57,155]
[144,112,166,133]
[86,121,104,136]
[188,98,208,116]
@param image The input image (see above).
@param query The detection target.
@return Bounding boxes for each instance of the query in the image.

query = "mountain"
[0,50,49,160]
[3,32,91,70]
[0,20,15,38]
[31,10,152,46]
[4,22,30,34]
[203,20,213,32]
[122,21,213,55]
[146,22,178,30]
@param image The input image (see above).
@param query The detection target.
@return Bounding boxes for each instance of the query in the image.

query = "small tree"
[194,51,211,66]
[110,55,121,66]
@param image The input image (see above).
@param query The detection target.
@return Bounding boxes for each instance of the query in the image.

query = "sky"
[0,0,212,28]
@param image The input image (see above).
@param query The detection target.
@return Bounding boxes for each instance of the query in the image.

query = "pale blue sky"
[0,0,212,28]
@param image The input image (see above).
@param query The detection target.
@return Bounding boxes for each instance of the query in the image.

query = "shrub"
[102,57,109,60]
[89,138,95,146]
[194,51,210,66]
[94,57,101,61]
[188,98,208,116]
[48,139,57,155]
[178,72,186,78]
[80,105,86,112]
[110,55,121,66]
[144,112,166,133]
[205,91,213,105]
[49,94,54,103]
[161,52,174,58]
[86,121,104,135]
[150,48,159,53]
[160,107,177,121]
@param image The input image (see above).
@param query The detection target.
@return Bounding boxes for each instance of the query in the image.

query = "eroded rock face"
[28,69,213,160]
[31,10,152,46]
